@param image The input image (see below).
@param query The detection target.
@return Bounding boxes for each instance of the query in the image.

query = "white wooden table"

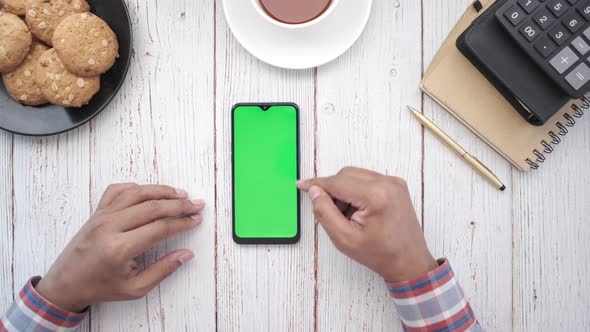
[1,0,589,330]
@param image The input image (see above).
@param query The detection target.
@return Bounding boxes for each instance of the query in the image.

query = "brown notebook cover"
[421,0,589,171]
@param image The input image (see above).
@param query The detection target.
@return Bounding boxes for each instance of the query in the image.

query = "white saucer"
[223,0,373,69]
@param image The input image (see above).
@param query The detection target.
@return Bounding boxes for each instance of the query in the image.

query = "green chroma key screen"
[232,104,300,244]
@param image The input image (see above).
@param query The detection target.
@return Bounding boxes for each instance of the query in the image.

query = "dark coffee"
[259,0,333,25]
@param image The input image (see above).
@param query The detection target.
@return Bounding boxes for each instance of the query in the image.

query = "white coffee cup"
[250,0,340,29]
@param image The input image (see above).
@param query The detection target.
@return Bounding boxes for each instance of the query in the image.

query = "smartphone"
[232,103,300,244]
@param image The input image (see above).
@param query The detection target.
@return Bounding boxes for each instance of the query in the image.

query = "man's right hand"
[298,167,438,283]
[35,184,205,312]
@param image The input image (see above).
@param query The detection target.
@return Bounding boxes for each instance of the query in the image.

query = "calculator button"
[535,36,558,56]
[563,12,585,32]
[504,5,527,25]
[577,0,590,20]
[572,36,590,54]
[548,0,569,16]
[550,25,571,44]
[534,9,556,29]
[519,21,541,41]
[518,0,540,13]
[550,46,580,73]
[565,62,590,89]
[494,0,590,97]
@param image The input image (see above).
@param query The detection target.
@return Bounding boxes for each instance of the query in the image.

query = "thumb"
[131,250,193,297]
[308,186,355,247]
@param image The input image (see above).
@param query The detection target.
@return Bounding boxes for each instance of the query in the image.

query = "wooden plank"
[12,130,91,332]
[513,114,590,331]
[214,5,316,330]
[422,1,513,330]
[142,0,216,331]
[0,132,13,312]
[314,1,422,330]
[88,0,156,328]
[90,0,216,331]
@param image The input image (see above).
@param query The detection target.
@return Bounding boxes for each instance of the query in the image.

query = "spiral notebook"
[421,0,589,171]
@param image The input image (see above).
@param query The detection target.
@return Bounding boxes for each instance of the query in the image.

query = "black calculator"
[496,0,590,98]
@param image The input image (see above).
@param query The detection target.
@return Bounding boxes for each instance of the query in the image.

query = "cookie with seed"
[52,12,118,77]
[0,11,32,73]
[2,42,49,105]
[26,0,90,46]
[0,0,29,16]
[35,48,99,107]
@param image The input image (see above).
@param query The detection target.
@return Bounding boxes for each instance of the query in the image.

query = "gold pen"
[408,106,506,191]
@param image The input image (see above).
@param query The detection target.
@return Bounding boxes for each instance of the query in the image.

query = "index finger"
[108,184,189,211]
[297,174,369,208]
[97,183,138,209]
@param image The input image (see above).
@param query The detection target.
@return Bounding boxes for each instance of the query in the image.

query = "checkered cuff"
[387,259,481,332]
[0,277,87,331]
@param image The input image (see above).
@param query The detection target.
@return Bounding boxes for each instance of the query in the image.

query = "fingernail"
[177,252,194,264]
[191,199,205,207]
[309,186,323,201]
[296,180,306,188]
[190,214,203,223]
[176,188,188,197]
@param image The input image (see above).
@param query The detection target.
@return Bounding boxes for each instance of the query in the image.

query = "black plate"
[0,0,132,136]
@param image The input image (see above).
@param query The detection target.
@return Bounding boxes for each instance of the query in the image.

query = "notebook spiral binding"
[525,96,590,170]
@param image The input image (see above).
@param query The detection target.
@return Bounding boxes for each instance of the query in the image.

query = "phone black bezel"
[231,102,301,245]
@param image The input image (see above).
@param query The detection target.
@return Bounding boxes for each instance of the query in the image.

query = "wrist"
[36,275,89,313]
[381,250,439,284]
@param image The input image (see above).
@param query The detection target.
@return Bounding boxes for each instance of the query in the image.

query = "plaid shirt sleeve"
[0,277,86,332]
[387,259,484,332]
